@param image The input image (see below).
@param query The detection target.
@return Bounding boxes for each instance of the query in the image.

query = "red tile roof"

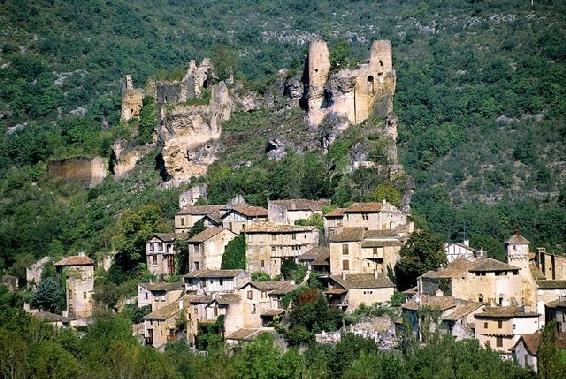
[269,199,329,211]
[225,205,268,218]
[188,227,231,243]
[245,222,317,234]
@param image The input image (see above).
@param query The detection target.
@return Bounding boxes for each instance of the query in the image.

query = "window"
[292,234,296,240]
[219,279,223,286]
[149,243,154,251]
[214,307,218,317]
[261,291,266,298]
[145,292,148,300]
[524,356,529,367]
[498,296,503,305]
[498,320,503,329]
[158,243,163,251]
[271,246,276,253]
[485,340,490,348]
[83,292,87,299]
[194,262,200,270]
[181,218,185,226]
[484,322,488,329]
[261,260,265,268]
[247,290,253,300]
[252,304,257,314]
[194,244,200,254]
[362,213,368,220]
[496,337,503,348]
[342,260,349,271]
[152,256,157,265]
[373,247,378,255]
[342,244,349,255]
[271,234,276,241]
[69,290,73,299]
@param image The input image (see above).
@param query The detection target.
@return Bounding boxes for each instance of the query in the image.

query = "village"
[17,184,566,373]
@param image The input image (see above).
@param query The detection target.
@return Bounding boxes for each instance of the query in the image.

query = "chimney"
[463,240,469,247]
[374,270,378,279]
[342,271,346,281]
[382,198,386,205]
[78,251,85,257]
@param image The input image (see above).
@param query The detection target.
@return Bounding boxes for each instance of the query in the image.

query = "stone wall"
[48,157,108,187]
[121,75,145,121]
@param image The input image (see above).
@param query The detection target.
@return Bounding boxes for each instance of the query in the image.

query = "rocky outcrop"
[158,81,232,182]
[48,157,108,187]
[111,140,154,179]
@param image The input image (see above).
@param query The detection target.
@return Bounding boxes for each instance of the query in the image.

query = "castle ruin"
[305,39,396,127]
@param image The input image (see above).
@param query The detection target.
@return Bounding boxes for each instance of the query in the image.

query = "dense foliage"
[0,302,536,379]
[221,234,246,270]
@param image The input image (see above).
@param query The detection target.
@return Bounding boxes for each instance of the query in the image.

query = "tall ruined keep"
[121,75,145,122]
[305,39,396,128]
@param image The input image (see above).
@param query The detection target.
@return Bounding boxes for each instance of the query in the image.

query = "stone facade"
[444,241,480,263]
[267,199,329,225]
[534,248,566,281]
[175,205,226,234]
[327,273,395,312]
[245,223,320,277]
[184,269,250,293]
[324,200,410,237]
[146,234,177,277]
[138,282,184,311]
[179,184,208,208]
[187,228,237,272]
[111,139,154,179]
[221,205,268,234]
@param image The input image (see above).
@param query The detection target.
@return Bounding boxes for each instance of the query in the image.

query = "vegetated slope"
[0,0,564,271]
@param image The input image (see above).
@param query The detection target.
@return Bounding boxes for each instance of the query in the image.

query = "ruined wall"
[304,39,396,128]
[121,75,145,121]
[48,157,108,187]
[156,59,212,105]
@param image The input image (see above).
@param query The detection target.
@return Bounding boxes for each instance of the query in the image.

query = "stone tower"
[121,75,145,122]
[307,40,330,126]
[369,40,393,73]
[505,232,530,271]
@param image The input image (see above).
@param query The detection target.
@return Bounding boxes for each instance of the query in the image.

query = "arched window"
[498,295,504,305]
[478,294,484,303]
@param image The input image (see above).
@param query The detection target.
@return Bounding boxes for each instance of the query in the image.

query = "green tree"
[221,234,246,269]
[329,39,351,70]
[538,321,564,378]
[31,277,66,313]
[138,97,156,145]
[30,341,79,379]
[395,230,446,290]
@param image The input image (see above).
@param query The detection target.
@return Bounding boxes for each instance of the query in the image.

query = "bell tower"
[505,231,530,271]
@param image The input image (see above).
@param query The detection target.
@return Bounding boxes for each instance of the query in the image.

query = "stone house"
[299,246,330,276]
[184,269,249,293]
[138,282,184,311]
[474,306,540,357]
[328,227,408,276]
[323,200,410,237]
[238,281,297,328]
[326,272,395,312]
[146,233,177,276]
[401,296,483,341]
[179,184,207,209]
[444,241,481,263]
[267,199,329,225]
[54,253,94,319]
[184,294,213,346]
[245,223,320,277]
[26,256,51,290]
[418,257,529,308]
[143,301,183,349]
[534,248,566,281]
[221,205,268,234]
[203,293,243,336]
[187,228,237,271]
[544,297,566,333]
[175,205,226,234]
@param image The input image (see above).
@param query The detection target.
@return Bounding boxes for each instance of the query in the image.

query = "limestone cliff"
[111,140,154,179]
[157,81,232,182]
